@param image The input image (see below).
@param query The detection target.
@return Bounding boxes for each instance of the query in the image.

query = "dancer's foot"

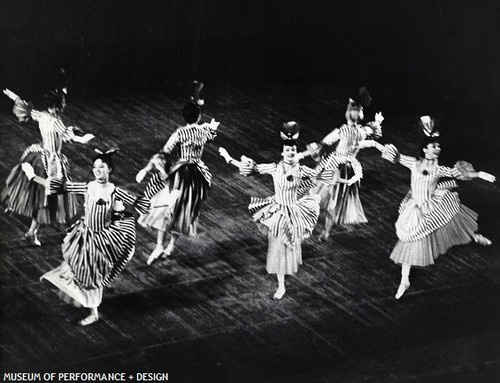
[25,231,41,246]
[163,242,175,257]
[147,245,164,265]
[474,234,492,246]
[78,312,99,326]
[273,287,286,300]
[395,282,410,300]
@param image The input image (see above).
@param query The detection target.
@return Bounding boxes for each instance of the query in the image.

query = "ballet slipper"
[273,288,286,300]
[395,282,410,300]
[78,312,99,326]
[147,245,164,265]
[474,234,492,246]
[25,231,41,247]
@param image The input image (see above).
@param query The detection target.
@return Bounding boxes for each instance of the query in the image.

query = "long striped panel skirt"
[2,145,79,224]
[326,162,368,226]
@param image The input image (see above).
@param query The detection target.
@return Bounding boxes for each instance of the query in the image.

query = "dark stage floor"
[1,83,500,382]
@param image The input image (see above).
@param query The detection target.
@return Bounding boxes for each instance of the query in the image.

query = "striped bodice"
[163,124,217,163]
[256,162,317,206]
[398,155,462,205]
[30,110,71,154]
[61,181,141,231]
[335,124,368,157]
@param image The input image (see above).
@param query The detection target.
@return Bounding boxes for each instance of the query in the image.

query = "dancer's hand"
[21,163,36,180]
[478,171,496,183]
[82,133,95,143]
[3,89,18,101]
[80,133,95,144]
[135,169,147,183]
[71,131,95,144]
[208,118,220,131]
[345,177,358,186]
[375,112,384,125]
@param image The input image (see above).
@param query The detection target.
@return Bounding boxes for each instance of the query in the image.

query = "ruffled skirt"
[249,194,320,248]
[2,145,79,224]
[390,205,478,266]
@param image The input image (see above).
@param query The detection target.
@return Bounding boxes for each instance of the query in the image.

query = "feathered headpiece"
[280,121,300,143]
[419,116,440,137]
[189,80,204,106]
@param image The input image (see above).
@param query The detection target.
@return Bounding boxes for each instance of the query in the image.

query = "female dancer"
[136,102,220,264]
[2,88,94,246]
[21,149,162,325]
[301,99,384,240]
[375,117,495,299]
[218,122,356,300]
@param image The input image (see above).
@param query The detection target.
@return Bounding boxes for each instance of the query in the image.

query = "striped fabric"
[2,146,78,224]
[381,144,476,242]
[163,123,217,185]
[139,123,216,236]
[322,124,378,158]
[44,180,150,290]
[13,99,74,154]
[309,123,380,226]
[30,109,73,153]
[248,161,321,247]
[2,99,79,224]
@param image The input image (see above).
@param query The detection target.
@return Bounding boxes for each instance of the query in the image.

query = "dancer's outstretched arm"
[218,147,244,168]
[472,171,495,183]
[136,153,169,183]
[3,89,19,101]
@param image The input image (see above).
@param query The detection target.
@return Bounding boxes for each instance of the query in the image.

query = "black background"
[1,0,499,161]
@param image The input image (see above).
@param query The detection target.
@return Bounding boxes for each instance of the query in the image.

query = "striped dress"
[139,123,217,236]
[247,161,332,275]
[41,180,150,308]
[2,98,79,224]
[382,144,479,267]
[318,123,379,225]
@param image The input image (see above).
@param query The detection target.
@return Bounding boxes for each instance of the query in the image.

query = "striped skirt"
[41,213,136,307]
[140,162,209,236]
[390,204,478,267]
[2,145,79,224]
[249,194,320,248]
[326,162,367,225]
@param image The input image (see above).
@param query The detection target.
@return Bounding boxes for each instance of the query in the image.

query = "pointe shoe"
[163,242,175,257]
[78,312,99,326]
[474,234,492,246]
[395,282,410,300]
[25,232,41,246]
[273,288,286,300]
[147,246,164,265]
